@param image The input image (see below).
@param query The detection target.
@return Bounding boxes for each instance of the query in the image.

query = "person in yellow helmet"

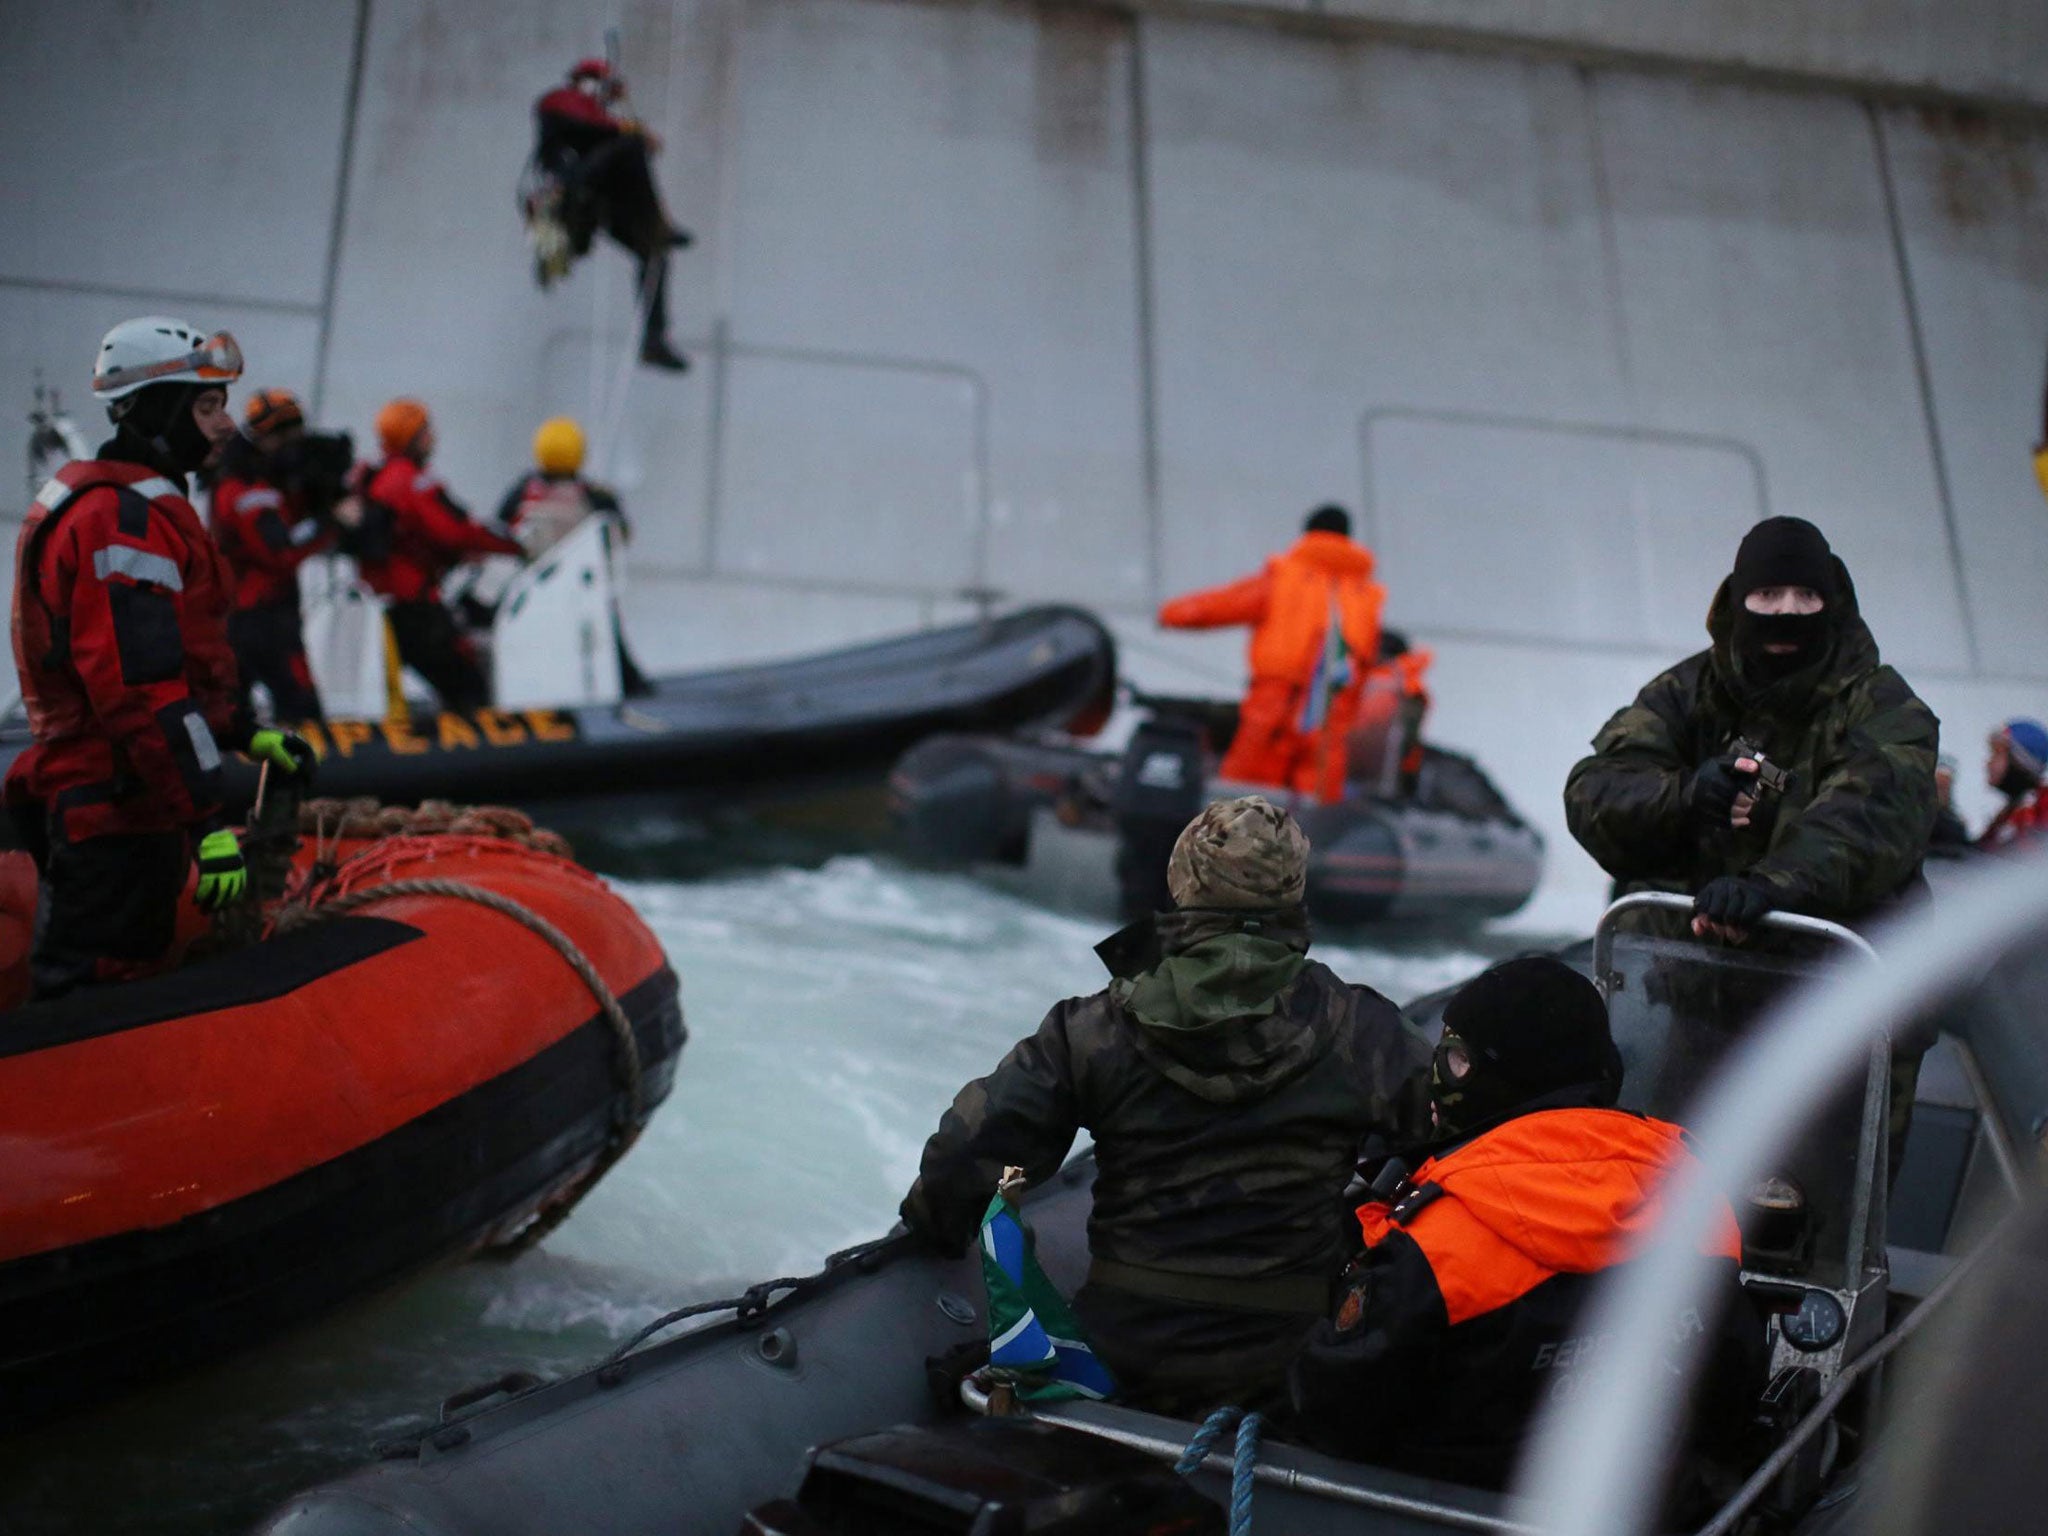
[495,417,625,553]
[495,418,648,694]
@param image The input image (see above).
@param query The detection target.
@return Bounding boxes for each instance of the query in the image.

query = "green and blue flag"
[979,1188,1115,1403]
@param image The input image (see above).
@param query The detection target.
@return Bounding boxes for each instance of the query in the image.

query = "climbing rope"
[1175,1406,1263,1536]
[273,802,646,1256]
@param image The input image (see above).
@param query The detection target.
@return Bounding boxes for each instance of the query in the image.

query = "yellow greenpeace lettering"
[526,709,576,743]
[380,717,428,755]
[298,722,329,760]
[475,709,527,747]
[436,713,481,751]
[328,719,373,758]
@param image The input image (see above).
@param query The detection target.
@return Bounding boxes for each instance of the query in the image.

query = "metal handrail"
[959,1377,1534,1534]
[1591,892,1880,998]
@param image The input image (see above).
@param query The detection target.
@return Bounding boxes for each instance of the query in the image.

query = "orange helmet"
[243,387,304,438]
[376,398,431,457]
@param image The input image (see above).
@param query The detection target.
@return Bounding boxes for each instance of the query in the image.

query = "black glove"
[1687,756,1756,827]
[1693,876,1773,930]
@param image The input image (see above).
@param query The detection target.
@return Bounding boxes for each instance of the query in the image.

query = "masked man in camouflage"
[1565,517,1939,940]
[901,796,1431,1415]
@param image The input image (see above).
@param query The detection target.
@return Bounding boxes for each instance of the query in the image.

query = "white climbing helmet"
[91,316,243,403]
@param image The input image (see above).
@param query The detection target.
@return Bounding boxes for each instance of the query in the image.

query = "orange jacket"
[1356,1107,1741,1325]
[1292,1107,1755,1488]
[1158,532,1384,684]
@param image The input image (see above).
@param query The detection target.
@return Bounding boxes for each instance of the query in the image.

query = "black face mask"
[1733,605,1831,683]
[1428,1033,1526,1137]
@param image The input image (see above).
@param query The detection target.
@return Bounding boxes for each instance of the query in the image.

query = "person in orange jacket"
[1158,506,1386,802]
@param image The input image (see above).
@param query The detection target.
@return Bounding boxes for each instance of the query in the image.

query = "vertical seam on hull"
[1129,15,1164,609]
[1869,102,1982,677]
[311,0,374,418]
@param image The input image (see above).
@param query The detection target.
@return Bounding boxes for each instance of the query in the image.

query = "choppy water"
[0,856,1576,1535]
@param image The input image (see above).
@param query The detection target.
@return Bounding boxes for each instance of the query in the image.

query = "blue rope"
[1175,1405,1263,1536]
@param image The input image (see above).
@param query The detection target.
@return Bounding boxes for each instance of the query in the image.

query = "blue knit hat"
[2002,719,2048,781]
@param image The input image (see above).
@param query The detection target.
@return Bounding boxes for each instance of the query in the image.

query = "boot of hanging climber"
[639,333,690,373]
[667,224,694,249]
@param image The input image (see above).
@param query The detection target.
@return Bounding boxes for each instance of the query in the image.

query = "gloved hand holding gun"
[1687,739,1788,832]
[1725,737,1788,831]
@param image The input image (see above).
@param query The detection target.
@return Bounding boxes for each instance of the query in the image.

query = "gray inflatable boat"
[259,898,2021,1536]
[889,699,1542,927]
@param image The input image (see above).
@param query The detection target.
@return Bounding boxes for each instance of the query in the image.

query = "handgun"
[1729,738,1791,797]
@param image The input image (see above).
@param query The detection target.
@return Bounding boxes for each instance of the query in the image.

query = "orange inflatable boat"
[0,804,684,1426]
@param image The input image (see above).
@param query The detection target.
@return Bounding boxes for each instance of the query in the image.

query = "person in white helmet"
[5,318,314,995]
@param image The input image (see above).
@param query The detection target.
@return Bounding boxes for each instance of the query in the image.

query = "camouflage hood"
[1105,906,1319,1105]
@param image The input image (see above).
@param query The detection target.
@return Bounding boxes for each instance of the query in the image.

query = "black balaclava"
[1729,517,1837,684]
[1431,956,1622,1136]
[107,381,216,479]
[1304,504,1351,537]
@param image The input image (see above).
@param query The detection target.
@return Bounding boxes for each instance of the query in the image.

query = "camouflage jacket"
[900,906,1432,1279]
[1564,563,1939,924]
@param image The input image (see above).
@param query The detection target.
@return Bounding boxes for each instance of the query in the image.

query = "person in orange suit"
[1158,505,1385,802]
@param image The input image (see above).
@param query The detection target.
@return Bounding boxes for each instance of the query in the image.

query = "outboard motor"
[740,1418,1224,1535]
[890,736,1033,867]
[1113,714,1207,921]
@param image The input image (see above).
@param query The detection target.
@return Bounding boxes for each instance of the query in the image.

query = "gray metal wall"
[1154,0,2048,108]
[3,0,2044,905]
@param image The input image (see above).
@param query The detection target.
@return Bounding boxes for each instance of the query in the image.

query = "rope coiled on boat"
[274,873,646,1256]
[1176,1406,1263,1536]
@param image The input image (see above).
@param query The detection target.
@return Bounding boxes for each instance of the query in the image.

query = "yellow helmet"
[533,416,586,476]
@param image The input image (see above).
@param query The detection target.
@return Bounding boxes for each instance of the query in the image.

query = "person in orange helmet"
[354,399,524,714]
[1158,506,1386,802]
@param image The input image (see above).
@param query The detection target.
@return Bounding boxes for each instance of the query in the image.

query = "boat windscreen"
[1936,940,2048,1162]
[1603,929,1875,1293]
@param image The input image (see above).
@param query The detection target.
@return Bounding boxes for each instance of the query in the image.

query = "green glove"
[195,827,248,912]
[247,727,317,783]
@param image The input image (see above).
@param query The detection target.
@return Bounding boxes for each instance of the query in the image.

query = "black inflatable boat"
[0,605,1115,825]
[889,698,1541,928]
[258,904,2023,1535]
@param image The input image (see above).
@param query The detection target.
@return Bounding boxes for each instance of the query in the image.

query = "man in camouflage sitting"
[1565,516,1939,941]
[901,796,1431,1415]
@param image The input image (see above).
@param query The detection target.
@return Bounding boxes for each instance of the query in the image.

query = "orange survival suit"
[1159,530,1386,801]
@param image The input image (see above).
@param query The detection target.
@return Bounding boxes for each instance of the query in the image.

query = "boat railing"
[1591,891,1880,988]
[958,1375,1535,1534]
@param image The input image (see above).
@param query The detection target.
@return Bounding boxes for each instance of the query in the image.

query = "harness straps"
[1390,1180,1444,1226]
[1087,1256,1329,1317]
